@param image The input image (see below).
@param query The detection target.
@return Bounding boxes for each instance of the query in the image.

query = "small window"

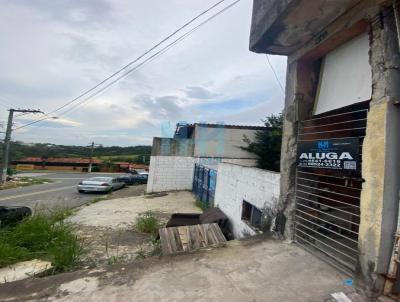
[241,200,263,229]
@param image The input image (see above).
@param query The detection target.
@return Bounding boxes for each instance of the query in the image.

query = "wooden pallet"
[159,223,227,255]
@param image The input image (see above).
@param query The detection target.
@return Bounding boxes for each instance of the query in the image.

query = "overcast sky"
[0,0,286,146]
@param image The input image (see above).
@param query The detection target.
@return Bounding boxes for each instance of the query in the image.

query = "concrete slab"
[67,191,201,229]
[0,259,52,284]
[0,238,358,301]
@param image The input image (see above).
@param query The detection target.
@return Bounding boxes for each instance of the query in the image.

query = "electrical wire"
[54,1,241,119]
[0,96,21,109]
[0,102,10,109]
[14,0,242,130]
[0,97,13,109]
[266,54,285,95]
[14,0,229,130]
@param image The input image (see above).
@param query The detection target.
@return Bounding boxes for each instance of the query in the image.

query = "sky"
[0,0,287,146]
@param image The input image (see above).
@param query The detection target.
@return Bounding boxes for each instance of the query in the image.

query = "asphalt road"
[0,172,146,211]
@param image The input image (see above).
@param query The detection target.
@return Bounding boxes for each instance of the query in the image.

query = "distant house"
[112,162,149,172]
[11,157,102,172]
[146,123,265,193]
[12,157,149,172]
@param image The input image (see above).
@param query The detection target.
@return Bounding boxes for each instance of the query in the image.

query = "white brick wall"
[146,156,196,193]
[214,163,280,238]
[221,158,257,167]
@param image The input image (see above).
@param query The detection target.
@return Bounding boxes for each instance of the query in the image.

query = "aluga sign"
[297,138,359,170]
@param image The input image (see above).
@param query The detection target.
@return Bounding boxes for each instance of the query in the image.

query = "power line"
[0,102,10,109]
[15,0,229,131]
[266,54,285,95]
[0,97,13,108]
[15,0,242,130]
[52,1,242,120]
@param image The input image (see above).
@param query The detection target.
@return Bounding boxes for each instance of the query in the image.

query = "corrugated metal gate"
[294,101,369,273]
[192,163,217,207]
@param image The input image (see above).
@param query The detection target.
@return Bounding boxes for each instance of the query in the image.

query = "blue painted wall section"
[192,163,218,207]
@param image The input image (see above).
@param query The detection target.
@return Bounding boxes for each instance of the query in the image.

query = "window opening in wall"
[241,200,262,229]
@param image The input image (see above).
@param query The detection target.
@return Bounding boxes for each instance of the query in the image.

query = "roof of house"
[129,164,149,169]
[14,157,102,164]
[175,122,265,132]
[110,162,148,168]
[193,123,266,130]
[113,161,131,165]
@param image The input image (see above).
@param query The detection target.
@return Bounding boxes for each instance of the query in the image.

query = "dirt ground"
[0,237,360,302]
[68,191,201,267]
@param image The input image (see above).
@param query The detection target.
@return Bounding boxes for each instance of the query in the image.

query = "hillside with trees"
[0,141,152,164]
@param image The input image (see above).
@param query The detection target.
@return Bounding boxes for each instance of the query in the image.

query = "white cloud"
[2,0,287,146]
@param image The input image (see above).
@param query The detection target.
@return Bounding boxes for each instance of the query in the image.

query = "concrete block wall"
[221,158,257,167]
[146,156,196,193]
[193,126,259,159]
[151,137,194,156]
[214,162,280,238]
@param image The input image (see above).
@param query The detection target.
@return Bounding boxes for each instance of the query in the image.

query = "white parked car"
[77,177,125,193]
[130,169,148,176]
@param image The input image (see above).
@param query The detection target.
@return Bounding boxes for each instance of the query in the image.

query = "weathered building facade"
[146,123,264,193]
[250,0,400,297]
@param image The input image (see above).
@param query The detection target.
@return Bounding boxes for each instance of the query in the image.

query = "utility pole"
[1,109,43,183]
[88,141,94,173]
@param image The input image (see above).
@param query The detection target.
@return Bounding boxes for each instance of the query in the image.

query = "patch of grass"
[0,177,52,190]
[96,155,139,161]
[135,236,162,259]
[0,210,84,272]
[135,248,147,259]
[195,200,209,211]
[0,243,29,267]
[86,195,110,206]
[147,237,162,257]
[135,212,160,235]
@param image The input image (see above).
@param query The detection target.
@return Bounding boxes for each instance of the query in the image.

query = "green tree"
[243,113,283,172]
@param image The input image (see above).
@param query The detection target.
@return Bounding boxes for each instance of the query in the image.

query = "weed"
[135,212,160,235]
[0,243,29,267]
[50,208,74,222]
[148,236,162,257]
[0,210,84,272]
[135,248,147,259]
[195,200,209,211]
[106,255,123,265]
[135,236,162,259]
[87,196,110,206]
[84,257,98,269]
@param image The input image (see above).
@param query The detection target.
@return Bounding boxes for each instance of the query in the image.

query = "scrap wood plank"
[331,292,353,302]
[159,223,226,255]
[177,226,189,252]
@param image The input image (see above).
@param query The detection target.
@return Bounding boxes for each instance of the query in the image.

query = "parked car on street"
[118,174,137,185]
[77,177,125,193]
[131,173,148,184]
[129,169,148,176]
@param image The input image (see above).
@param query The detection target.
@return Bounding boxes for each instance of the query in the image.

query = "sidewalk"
[0,237,355,302]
